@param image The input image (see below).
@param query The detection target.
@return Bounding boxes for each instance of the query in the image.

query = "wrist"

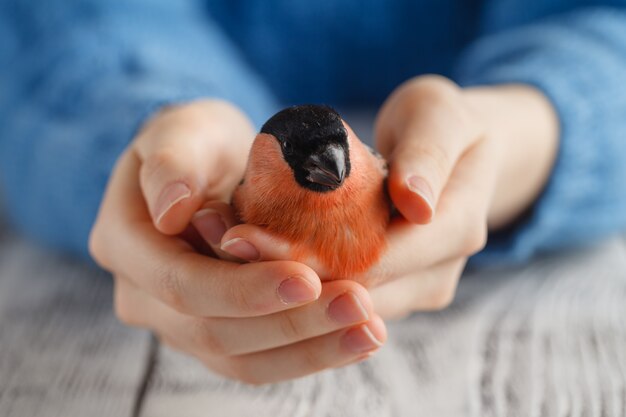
[462,85,559,230]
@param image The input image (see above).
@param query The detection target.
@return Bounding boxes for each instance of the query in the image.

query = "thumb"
[220,224,332,279]
[380,87,483,224]
[134,101,254,235]
[387,129,466,224]
[137,140,224,235]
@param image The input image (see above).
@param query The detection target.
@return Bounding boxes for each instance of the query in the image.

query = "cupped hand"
[214,75,558,319]
[89,99,386,384]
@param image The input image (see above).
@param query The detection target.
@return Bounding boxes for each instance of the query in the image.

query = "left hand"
[209,75,558,319]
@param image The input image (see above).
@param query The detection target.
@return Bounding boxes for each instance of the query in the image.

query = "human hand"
[214,76,558,318]
[89,100,386,384]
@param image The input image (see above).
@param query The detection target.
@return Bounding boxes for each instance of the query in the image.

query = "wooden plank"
[138,239,626,417]
[0,231,152,417]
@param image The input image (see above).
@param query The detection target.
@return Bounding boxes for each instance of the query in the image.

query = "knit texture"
[0,0,625,263]
[457,7,626,265]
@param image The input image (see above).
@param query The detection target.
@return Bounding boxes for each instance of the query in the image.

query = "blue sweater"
[1,0,625,265]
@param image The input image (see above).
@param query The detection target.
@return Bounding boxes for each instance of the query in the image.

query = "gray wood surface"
[1,224,625,416]
[0,226,151,417]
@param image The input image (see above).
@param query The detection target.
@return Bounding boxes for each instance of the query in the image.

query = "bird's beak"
[304,144,347,188]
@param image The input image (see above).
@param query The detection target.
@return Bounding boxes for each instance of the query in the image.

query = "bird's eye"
[282,140,293,155]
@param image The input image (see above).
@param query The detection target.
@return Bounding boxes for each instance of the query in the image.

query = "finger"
[112,275,197,354]
[370,140,495,283]
[376,77,484,224]
[178,223,215,257]
[134,102,253,235]
[219,224,331,277]
[191,200,241,261]
[112,275,152,328]
[369,259,466,319]
[118,225,322,318]
[94,152,321,317]
[119,278,374,357]
[204,315,387,385]
[207,280,373,355]
[113,276,382,384]
[192,280,373,355]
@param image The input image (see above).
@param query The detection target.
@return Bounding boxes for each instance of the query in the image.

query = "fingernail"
[327,292,369,325]
[277,277,318,304]
[341,324,383,354]
[406,175,435,213]
[155,182,191,224]
[221,238,260,261]
[192,209,227,245]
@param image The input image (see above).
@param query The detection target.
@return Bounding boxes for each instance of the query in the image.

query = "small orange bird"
[233,105,390,279]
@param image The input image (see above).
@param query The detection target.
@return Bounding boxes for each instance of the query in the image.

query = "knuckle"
[413,74,459,90]
[425,277,459,311]
[403,75,485,142]
[413,75,459,100]
[416,142,453,184]
[225,357,263,386]
[300,343,325,371]
[143,148,179,179]
[324,280,370,303]
[369,252,410,286]
[382,76,457,131]
[153,261,186,312]
[154,332,187,353]
[401,75,460,112]
[192,319,226,356]
[428,288,456,310]
[337,280,369,299]
[113,299,134,325]
[232,286,253,313]
[141,149,194,198]
[365,264,393,288]
[113,285,141,326]
[225,272,260,314]
[277,311,302,340]
[452,206,488,257]
[88,222,108,268]
[461,216,488,256]
[469,224,489,254]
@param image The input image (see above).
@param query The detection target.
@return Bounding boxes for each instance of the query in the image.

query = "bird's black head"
[260,104,351,193]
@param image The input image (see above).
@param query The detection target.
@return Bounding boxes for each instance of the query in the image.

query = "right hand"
[89,100,386,385]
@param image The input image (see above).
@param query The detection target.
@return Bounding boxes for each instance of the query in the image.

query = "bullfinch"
[233,105,390,279]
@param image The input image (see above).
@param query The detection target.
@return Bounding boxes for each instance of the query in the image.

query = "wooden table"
[1,220,625,416]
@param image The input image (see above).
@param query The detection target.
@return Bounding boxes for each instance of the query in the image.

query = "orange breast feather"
[233,129,389,280]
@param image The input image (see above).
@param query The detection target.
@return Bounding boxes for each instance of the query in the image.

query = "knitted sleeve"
[0,0,278,257]
[456,6,626,265]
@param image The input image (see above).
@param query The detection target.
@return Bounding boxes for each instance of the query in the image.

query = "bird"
[232,104,390,280]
